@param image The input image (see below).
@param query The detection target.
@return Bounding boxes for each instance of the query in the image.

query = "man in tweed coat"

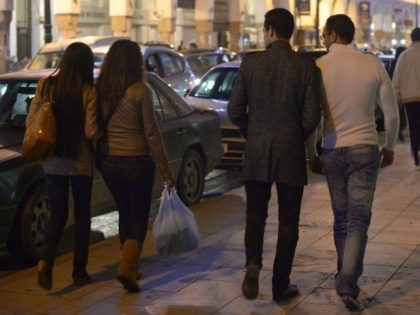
[228,8,321,303]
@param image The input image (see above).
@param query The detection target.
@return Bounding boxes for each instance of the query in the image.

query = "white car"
[185,62,244,167]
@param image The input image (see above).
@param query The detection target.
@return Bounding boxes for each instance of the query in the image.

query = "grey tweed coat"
[228,40,321,186]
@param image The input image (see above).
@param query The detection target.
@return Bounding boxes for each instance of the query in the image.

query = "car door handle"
[176,128,187,135]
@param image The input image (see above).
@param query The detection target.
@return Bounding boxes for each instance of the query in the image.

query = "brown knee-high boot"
[120,242,141,280]
[117,239,142,292]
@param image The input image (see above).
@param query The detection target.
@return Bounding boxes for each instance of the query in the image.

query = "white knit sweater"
[392,42,420,104]
[316,43,399,151]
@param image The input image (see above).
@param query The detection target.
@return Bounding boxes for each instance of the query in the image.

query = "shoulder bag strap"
[101,103,117,130]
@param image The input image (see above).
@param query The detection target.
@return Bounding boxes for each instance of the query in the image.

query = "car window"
[28,52,63,70]
[148,75,193,117]
[0,81,37,126]
[93,53,105,68]
[159,53,184,77]
[145,54,160,75]
[148,82,178,121]
[173,95,193,116]
[172,54,185,72]
[0,83,7,102]
[187,54,219,75]
[191,68,238,100]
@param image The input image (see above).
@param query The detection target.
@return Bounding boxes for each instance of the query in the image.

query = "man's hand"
[380,148,394,168]
[309,156,324,174]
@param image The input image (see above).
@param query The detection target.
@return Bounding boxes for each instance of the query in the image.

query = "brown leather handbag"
[21,81,56,161]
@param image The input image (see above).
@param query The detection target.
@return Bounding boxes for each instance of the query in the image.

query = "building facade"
[0,0,419,73]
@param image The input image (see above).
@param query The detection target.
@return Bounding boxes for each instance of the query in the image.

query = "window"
[192,70,222,98]
[178,0,195,9]
[159,53,183,77]
[0,81,37,126]
[216,70,237,100]
[28,52,63,70]
[191,68,238,100]
[148,82,178,121]
[145,55,160,75]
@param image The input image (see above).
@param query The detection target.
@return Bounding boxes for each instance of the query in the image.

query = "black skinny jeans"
[41,175,93,271]
[405,102,420,165]
[245,181,303,294]
[101,155,155,245]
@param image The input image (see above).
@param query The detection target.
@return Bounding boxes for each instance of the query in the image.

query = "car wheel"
[177,149,205,206]
[8,184,50,266]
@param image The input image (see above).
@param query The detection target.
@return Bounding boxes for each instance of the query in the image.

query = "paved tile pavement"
[0,139,419,314]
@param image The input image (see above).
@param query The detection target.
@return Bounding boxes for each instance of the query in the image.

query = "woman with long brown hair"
[30,42,101,290]
[96,39,175,292]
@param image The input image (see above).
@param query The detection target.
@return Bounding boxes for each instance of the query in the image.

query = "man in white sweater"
[392,28,420,169]
[309,15,399,310]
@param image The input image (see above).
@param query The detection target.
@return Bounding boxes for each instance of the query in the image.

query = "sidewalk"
[0,140,419,315]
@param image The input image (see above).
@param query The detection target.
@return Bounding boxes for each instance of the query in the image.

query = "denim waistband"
[323,144,378,155]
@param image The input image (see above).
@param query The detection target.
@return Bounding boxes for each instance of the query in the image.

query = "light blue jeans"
[322,144,380,297]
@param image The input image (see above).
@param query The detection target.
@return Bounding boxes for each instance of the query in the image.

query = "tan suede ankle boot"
[117,239,142,292]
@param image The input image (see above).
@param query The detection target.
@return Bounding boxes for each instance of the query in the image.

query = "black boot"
[37,259,53,291]
[242,263,260,300]
[72,268,92,286]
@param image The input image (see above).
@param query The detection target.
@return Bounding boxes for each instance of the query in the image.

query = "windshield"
[190,67,238,101]
[187,53,236,77]
[0,81,37,127]
[28,52,105,70]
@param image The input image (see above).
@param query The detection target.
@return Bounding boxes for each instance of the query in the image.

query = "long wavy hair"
[96,39,143,118]
[48,42,94,159]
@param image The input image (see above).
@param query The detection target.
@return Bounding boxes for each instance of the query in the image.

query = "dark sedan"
[0,69,222,265]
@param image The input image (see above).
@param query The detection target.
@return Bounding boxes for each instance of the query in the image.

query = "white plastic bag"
[153,187,200,256]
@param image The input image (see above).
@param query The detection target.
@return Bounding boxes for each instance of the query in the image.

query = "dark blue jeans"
[101,155,155,245]
[42,175,93,271]
[244,181,303,295]
[405,102,420,165]
[322,144,379,297]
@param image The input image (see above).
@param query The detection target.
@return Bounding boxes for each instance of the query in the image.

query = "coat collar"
[267,39,292,51]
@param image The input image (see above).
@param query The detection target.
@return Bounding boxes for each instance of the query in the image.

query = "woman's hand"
[165,178,176,190]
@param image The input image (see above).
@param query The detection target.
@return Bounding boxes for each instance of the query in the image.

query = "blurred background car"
[26,36,196,96]
[235,48,265,61]
[0,69,222,266]
[296,46,327,60]
[141,42,196,95]
[26,36,128,70]
[185,48,237,81]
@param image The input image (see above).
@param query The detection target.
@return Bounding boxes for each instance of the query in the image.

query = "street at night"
[0,138,419,314]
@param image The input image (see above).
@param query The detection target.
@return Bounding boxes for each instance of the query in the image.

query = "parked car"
[26,36,129,70]
[185,62,243,167]
[296,46,327,60]
[141,43,196,95]
[26,36,196,96]
[0,69,222,265]
[235,48,265,61]
[185,48,237,80]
